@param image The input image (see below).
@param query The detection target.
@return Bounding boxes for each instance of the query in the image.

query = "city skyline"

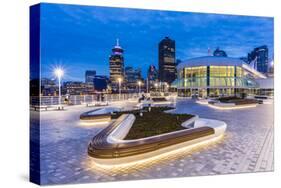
[30,4,274,185]
[40,3,274,81]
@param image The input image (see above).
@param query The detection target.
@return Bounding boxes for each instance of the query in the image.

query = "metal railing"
[30,93,141,106]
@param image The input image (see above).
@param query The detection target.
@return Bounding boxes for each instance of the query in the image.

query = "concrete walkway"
[33,99,274,185]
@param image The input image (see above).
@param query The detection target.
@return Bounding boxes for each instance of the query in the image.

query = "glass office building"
[175,56,266,97]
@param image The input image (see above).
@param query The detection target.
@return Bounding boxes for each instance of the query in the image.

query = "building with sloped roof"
[175,56,266,97]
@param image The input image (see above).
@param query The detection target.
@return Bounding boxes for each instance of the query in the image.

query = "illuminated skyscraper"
[158,37,176,84]
[248,45,269,73]
[109,39,125,91]
[125,66,142,92]
[85,70,96,86]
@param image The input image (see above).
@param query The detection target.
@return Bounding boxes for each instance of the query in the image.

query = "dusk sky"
[40,3,274,81]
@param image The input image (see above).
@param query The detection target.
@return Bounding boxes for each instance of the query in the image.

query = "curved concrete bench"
[208,101,257,109]
[80,107,121,122]
[135,100,174,109]
[151,100,174,107]
[196,99,210,105]
[195,98,259,109]
[31,105,48,111]
[151,98,174,107]
[86,101,109,107]
[252,96,273,104]
[88,113,227,166]
[259,99,273,104]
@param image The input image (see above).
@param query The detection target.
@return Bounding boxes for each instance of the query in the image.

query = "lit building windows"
[183,66,207,87]
[236,66,243,77]
[181,65,255,88]
[210,66,235,77]
[176,56,263,97]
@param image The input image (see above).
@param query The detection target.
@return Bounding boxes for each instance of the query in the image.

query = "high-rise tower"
[109,39,125,91]
[158,37,176,84]
[248,45,269,73]
[85,70,96,86]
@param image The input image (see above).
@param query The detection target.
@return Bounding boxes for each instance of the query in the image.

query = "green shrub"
[111,107,194,140]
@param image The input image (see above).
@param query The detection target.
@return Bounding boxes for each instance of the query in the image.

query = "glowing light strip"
[196,100,257,110]
[196,100,209,105]
[208,103,257,110]
[90,134,224,170]
[79,120,111,126]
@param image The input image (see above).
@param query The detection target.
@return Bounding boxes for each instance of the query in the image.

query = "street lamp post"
[166,83,170,93]
[138,81,141,96]
[54,68,64,109]
[118,78,122,101]
[154,83,158,93]
[146,78,149,93]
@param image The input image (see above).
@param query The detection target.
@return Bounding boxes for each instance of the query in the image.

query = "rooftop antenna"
[116,38,119,46]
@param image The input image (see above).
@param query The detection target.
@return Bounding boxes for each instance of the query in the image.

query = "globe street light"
[154,83,158,92]
[138,81,142,96]
[166,83,170,92]
[54,68,64,109]
[118,77,122,101]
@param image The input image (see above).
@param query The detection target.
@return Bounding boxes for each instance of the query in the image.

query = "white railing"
[30,93,141,106]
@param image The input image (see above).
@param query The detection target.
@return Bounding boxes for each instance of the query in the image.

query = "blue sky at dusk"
[40,3,274,81]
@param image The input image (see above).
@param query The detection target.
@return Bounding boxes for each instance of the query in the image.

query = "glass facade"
[183,66,207,87]
[210,66,234,77]
[182,65,237,88]
[209,66,235,87]
[236,66,243,77]
[177,64,259,97]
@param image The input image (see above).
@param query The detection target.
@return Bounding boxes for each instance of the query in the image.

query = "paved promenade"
[32,99,274,184]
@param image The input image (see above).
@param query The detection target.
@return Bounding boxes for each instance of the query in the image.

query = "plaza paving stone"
[33,99,274,185]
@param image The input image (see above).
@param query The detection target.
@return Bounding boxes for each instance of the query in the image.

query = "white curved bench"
[88,112,227,166]
[80,107,121,122]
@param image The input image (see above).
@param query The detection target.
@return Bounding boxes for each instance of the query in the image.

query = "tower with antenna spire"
[109,38,125,92]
